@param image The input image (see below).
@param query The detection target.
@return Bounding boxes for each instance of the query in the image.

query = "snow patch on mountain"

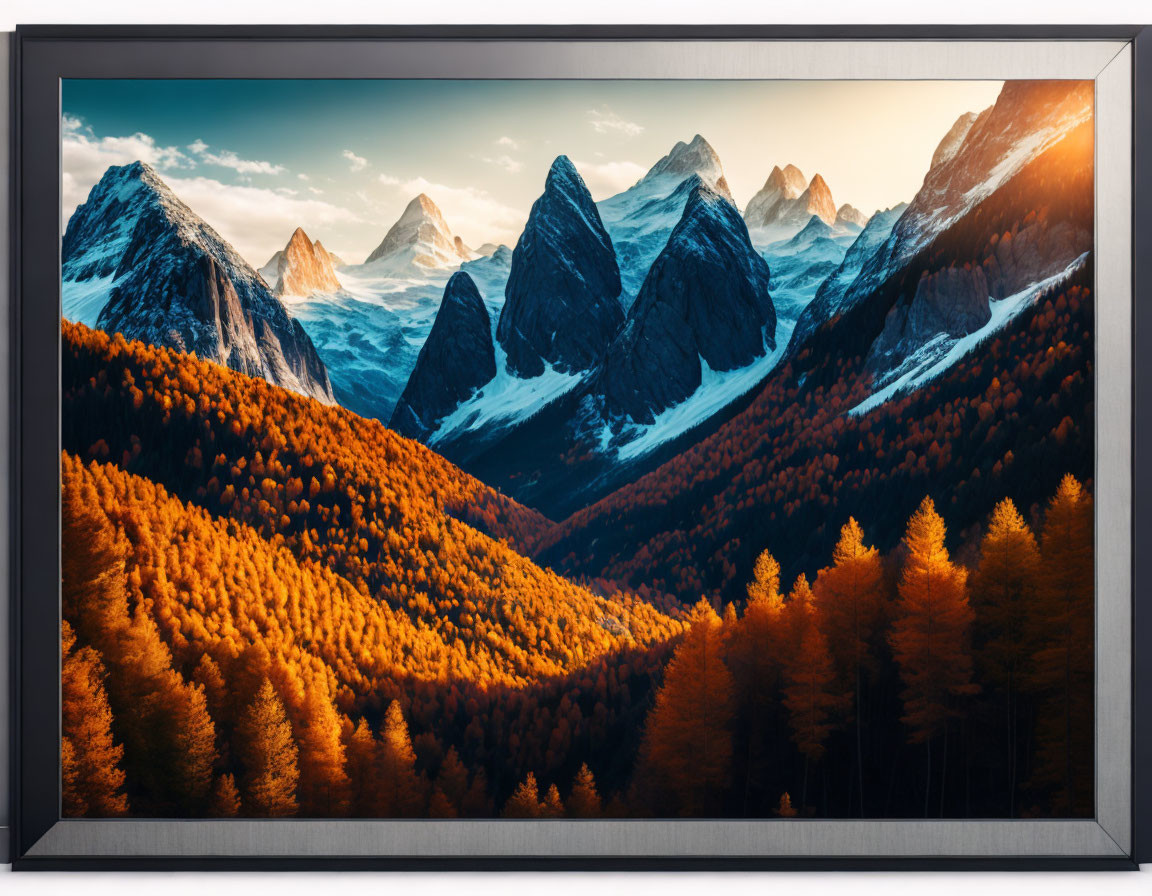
[610,328,782,461]
[431,340,585,447]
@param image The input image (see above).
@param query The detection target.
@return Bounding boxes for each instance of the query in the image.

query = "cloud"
[377,173,401,186]
[495,136,520,150]
[62,118,362,266]
[148,175,362,266]
[188,140,287,176]
[571,159,648,199]
[297,173,310,181]
[342,150,369,172]
[481,154,524,174]
[375,175,526,246]
[587,107,644,138]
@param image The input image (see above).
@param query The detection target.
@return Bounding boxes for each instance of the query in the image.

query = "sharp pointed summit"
[641,134,733,202]
[597,134,737,307]
[363,193,474,275]
[498,155,623,378]
[390,271,497,441]
[62,161,334,403]
[744,166,839,241]
[260,226,343,298]
[600,179,776,425]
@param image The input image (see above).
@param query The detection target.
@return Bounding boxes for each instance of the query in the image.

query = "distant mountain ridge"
[363,193,475,275]
[259,226,343,297]
[62,161,334,404]
[597,134,735,306]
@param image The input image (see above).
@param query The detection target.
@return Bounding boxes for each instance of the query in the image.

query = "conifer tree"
[502,772,544,818]
[294,685,351,816]
[890,497,978,817]
[62,621,129,817]
[746,550,784,609]
[379,700,422,816]
[971,498,1040,816]
[813,517,885,815]
[542,783,565,818]
[637,599,734,815]
[774,792,798,818]
[1028,475,1094,816]
[236,679,299,817]
[345,718,383,817]
[567,763,602,818]
[210,773,242,817]
[436,746,470,814]
[781,575,842,811]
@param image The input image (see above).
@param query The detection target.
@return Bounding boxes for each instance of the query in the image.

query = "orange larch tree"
[889,496,978,817]
[971,497,1040,816]
[1027,475,1094,816]
[812,517,886,815]
[235,678,300,817]
[781,575,843,813]
[62,621,129,817]
[636,599,735,816]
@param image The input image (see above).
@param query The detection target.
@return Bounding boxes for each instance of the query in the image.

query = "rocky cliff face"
[600,180,776,424]
[497,156,624,378]
[364,193,474,275]
[866,263,992,370]
[390,272,497,440]
[64,161,335,404]
[261,227,343,297]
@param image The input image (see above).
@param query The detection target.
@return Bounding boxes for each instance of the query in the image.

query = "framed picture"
[6,25,1151,870]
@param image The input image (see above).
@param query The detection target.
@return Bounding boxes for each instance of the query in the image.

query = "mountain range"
[61,78,1093,522]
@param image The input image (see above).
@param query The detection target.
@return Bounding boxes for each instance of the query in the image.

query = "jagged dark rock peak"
[66,162,334,403]
[497,156,624,378]
[600,179,776,424]
[390,272,496,440]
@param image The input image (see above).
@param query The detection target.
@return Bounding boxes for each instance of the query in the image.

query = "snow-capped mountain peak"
[597,136,737,306]
[835,203,871,231]
[641,134,733,201]
[744,166,839,243]
[260,226,343,298]
[931,110,981,171]
[62,161,334,404]
[363,192,475,275]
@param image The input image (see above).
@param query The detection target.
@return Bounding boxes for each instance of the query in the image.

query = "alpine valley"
[60,78,1096,823]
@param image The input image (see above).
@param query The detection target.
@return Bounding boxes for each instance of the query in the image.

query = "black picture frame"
[7,23,1152,871]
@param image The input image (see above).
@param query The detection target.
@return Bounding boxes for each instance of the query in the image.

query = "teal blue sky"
[63,78,1004,267]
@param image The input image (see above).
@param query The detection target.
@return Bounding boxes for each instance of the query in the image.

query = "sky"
[62,79,1004,268]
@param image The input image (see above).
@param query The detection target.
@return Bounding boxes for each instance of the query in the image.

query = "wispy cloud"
[587,107,644,138]
[480,154,524,174]
[495,136,520,150]
[571,159,647,199]
[342,149,369,172]
[62,117,362,266]
[188,140,287,176]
